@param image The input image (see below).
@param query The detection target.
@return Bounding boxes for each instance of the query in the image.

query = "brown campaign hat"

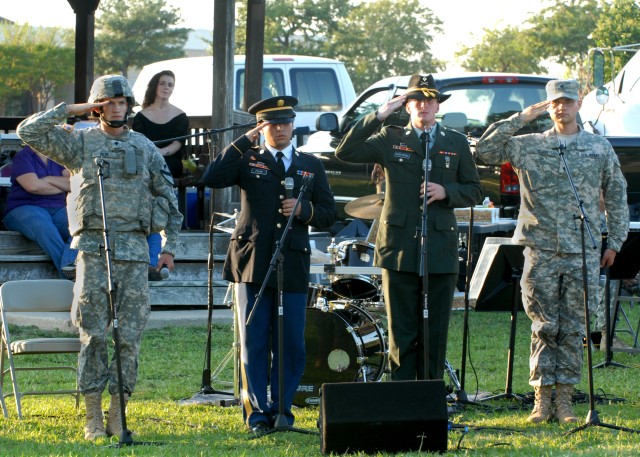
[248,96,298,124]
[405,74,450,103]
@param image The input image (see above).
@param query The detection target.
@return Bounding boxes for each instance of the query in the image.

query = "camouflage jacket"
[476,113,628,253]
[17,103,183,260]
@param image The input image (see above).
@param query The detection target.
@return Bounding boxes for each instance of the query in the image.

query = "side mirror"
[592,49,606,88]
[316,113,339,132]
[595,86,609,106]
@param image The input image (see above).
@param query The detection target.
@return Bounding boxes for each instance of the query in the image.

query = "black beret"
[248,95,298,124]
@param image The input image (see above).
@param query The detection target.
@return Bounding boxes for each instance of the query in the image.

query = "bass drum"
[294,303,387,407]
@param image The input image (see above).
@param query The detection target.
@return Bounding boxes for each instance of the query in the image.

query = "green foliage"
[95,0,190,77]
[3,308,640,455]
[456,26,545,74]
[0,23,74,115]
[233,0,442,93]
[591,0,640,80]
[526,0,601,83]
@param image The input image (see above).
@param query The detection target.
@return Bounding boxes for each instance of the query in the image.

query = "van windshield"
[235,69,286,110]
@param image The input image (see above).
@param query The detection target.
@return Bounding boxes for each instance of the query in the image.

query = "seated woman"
[3,145,77,278]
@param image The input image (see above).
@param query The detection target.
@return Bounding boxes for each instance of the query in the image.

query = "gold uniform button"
[277,223,282,229]
[279,195,284,200]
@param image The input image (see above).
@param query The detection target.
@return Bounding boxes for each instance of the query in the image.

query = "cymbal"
[213,225,234,234]
[344,193,384,220]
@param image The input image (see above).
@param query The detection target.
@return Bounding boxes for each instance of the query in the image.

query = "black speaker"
[319,380,448,454]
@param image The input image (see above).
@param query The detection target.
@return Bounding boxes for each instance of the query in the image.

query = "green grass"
[2,307,640,456]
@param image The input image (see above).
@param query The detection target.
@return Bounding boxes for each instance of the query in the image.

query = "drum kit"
[295,194,389,407]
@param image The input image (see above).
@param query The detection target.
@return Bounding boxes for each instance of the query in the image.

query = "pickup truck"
[301,72,640,222]
[299,72,555,220]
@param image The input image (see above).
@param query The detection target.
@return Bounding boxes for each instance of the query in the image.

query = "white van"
[132,55,356,133]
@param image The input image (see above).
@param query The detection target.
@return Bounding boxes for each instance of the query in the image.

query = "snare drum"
[294,303,387,407]
[332,240,379,299]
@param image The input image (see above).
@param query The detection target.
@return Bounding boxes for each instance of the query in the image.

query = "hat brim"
[261,117,295,124]
[405,92,451,103]
[547,93,579,101]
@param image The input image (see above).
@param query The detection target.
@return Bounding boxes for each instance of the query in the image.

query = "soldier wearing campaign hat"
[477,79,628,425]
[405,73,451,103]
[336,74,482,383]
[202,96,336,436]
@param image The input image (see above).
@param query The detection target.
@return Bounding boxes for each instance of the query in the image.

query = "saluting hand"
[520,100,550,123]
[245,121,269,142]
[375,95,407,122]
[67,101,110,117]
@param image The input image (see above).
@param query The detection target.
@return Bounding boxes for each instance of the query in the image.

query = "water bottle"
[482,196,492,208]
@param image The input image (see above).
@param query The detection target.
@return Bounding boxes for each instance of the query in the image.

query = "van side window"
[235,69,285,110]
[290,69,342,112]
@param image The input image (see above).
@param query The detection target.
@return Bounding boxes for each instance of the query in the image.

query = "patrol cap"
[546,79,580,101]
[248,96,298,124]
[405,74,451,103]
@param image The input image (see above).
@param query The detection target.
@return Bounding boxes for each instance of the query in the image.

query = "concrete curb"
[6,309,234,333]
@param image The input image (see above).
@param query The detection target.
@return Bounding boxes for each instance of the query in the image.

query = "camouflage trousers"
[71,251,150,395]
[521,247,599,387]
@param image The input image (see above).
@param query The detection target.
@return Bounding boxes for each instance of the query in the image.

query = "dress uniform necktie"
[420,129,431,154]
[276,150,286,175]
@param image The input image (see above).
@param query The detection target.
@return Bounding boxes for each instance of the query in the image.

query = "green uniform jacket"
[335,112,483,274]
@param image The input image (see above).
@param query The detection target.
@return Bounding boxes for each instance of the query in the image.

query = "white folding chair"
[0,279,81,419]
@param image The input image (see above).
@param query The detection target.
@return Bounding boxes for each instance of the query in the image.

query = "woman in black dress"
[133,70,189,178]
[133,70,188,277]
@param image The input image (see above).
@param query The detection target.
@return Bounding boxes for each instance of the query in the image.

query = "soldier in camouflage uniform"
[476,79,628,424]
[17,75,183,440]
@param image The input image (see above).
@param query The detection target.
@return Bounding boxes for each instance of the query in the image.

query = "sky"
[3,0,552,67]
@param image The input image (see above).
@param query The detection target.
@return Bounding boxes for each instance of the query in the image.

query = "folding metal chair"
[0,279,81,418]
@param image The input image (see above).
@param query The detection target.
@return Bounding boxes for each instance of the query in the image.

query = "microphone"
[160,266,170,279]
[422,158,432,172]
[284,177,294,199]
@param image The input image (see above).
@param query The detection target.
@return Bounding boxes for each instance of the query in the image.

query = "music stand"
[596,230,640,368]
[469,237,525,401]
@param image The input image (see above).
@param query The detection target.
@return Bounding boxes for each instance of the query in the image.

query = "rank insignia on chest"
[393,144,413,152]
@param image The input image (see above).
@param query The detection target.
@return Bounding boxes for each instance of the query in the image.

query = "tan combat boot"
[554,383,579,423]
[526,385,553,423]
[106,393,129,437]
[84,392,106,440]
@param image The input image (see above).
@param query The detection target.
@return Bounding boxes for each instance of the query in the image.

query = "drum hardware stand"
[551,144,640,437]
[95,158,163,447]
[246,175,317,437]
[179,210,238,407]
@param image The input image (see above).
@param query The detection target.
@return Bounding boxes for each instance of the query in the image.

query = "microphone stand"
[555,144,640,437]
[419,130,431,380]
[178,208,238,406]
[94,158,162,447]
[246,175,317,437]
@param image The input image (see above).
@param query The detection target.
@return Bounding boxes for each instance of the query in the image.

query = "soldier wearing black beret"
[336,74,482,381]
[202,96,336,436]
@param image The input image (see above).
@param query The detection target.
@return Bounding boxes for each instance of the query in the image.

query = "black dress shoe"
[249,422,270,437]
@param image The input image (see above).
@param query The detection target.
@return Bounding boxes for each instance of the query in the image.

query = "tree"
[456,26,545,74]
[330,0,443,92]
[591,0,640,80]
[526,0,601,82]
[0,23,74,115]
[95,0,190,78]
